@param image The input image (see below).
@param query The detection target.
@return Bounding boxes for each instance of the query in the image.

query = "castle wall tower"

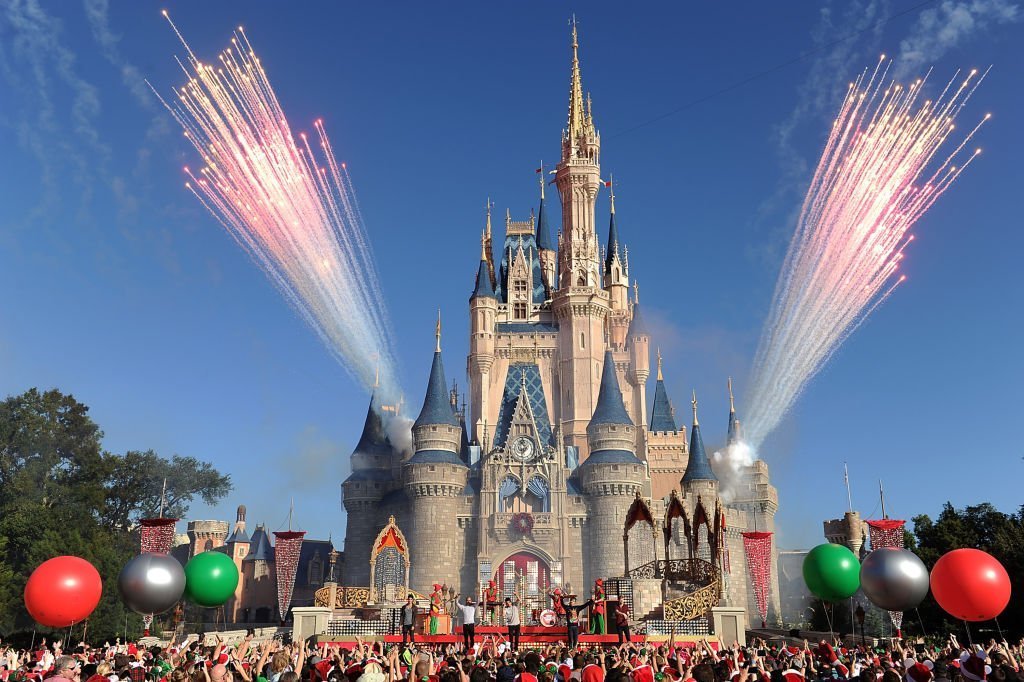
[341,394,395,585]
[551,22,609,459]
[225,506,251,621]
[627,292,651,454]
[403,319,468,593]
[469,243,498,443]
[187,520,229,557]
[578,351,646,585]
[604,185,631,352]
[647,352,689,499]
[536,172,557,295]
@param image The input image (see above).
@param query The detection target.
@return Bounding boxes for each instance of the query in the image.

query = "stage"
[319,625,717,648]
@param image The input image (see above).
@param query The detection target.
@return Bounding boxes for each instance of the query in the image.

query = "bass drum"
[539,609,557,627]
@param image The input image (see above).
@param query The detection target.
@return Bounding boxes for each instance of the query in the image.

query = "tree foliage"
[0,388,232,641]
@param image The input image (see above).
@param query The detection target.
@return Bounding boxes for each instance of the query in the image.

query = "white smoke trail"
[152,16,400,400]
[744,59,988,448]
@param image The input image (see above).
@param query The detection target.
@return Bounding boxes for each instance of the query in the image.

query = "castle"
[341,23,781,628]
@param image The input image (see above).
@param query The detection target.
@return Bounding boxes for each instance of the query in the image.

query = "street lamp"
[854,603,866,648]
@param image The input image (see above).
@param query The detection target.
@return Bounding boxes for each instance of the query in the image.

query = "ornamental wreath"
[510,512,534,535]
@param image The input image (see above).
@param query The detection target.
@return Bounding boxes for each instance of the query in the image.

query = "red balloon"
[930,548,1011,622]
[24,556,103,627]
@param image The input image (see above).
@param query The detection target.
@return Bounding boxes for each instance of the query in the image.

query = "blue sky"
[1,1,1022,551]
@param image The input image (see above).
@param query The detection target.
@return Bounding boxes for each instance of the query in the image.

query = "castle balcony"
[491,512,555,535]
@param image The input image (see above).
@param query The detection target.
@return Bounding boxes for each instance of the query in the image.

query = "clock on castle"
[340,20,781,631]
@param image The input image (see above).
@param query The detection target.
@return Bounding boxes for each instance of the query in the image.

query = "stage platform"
[320,626,717,649]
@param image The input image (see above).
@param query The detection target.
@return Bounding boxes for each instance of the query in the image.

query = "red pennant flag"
[604,181,612,187]
[535,167,543,173]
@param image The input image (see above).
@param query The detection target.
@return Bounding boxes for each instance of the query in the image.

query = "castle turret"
[681,391,718,500]
[578,350,645,584]
[536,169,557,295]
[341,392,396,585]
[627,284,650,452]
[552,21,610,458]
[603,180,629,312]
[647,351,690,499]
[726,377,742,446]
[403,315,468,593]
[469,237,498,443]
[556,20,602,293]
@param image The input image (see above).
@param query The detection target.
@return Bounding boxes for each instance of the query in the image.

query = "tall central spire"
[567,16,586,144]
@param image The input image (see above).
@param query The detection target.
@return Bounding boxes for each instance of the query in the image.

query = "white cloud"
[896,0,1020,77]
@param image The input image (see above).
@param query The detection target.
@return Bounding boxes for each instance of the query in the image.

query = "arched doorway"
[495,551,551,622]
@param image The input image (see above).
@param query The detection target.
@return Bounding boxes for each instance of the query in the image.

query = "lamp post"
[855,603,866,648]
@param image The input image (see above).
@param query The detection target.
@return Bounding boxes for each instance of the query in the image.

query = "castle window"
[308,552,323,586]
[579,333,585,349]
[513,279,527,297]
[513,302,527,319]
[255,561,268,579]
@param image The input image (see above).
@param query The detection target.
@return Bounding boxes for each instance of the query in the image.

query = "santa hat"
[960,653,990,682]
[905,662,934,682]
[834,663,850,679]
[432,583,441,590]
[782,672,804,682]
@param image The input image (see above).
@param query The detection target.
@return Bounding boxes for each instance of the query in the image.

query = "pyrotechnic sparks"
[743,59,988,449]
[152,16,399,397]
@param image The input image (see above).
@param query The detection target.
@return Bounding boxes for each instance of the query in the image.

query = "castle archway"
[494,550,552,623]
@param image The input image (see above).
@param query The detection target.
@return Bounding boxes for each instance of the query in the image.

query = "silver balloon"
[859,547,929,611]
[118,553,186,615]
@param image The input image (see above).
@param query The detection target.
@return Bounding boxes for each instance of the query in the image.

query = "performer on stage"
[429,583,443,635]
[590,579,606,634]
[399,594,418,646]
[614,601,631,644]
[560,594,593,651]
[503,596,521,651]
[549,586,566,624]
[484,579,500,625]
[454,595,477,651]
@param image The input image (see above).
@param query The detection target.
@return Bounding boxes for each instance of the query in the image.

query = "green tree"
[911,503,1024,638]
[0,388,232,641]
[103,450,232,531]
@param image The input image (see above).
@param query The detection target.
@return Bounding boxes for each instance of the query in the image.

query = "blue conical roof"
[414,350,460,429]
[682,420,717,482]
[353,392,393,458]
[650,379,677,432]
[727,409,740,445]
[589,351,633,428]
[604,210,620,274]
[244,525,274,561]
[628,303,649,339]
[472,259,495,299]
[536,196,555,251]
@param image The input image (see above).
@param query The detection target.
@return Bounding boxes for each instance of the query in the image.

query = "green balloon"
[184,551,239,607]
[803,543,860,601]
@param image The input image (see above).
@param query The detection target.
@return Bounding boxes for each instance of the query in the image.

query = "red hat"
[835,664,850,678]
[782,672,804,682]
[906,663,933,682]
[432,583,441,590]
[960,654,990,681]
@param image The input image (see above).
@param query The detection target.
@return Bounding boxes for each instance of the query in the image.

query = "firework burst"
[743,58,989,449]
[152,13,399,397]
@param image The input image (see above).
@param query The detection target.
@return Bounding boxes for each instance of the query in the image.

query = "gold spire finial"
[633,280,640,304]
[728,377,735,413]
[481,230,487,260]
[608,173,615,214]
[374,354,380,388]
[657,348,663,381]
[566,15,586,145]
[539,161,546,200]
[435,309,442,352]
[485,197,492,239]
[692,390,699,426]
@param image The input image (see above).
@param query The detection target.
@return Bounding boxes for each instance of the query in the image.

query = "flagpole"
[879,480,888,520]
[159,478,167,518]
[844,462,853,512]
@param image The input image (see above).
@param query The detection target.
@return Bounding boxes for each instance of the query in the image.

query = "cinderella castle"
[339,23,781,632]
